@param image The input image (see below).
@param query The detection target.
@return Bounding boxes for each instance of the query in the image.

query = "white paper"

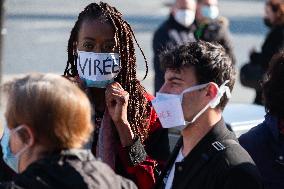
[77,51,120,81]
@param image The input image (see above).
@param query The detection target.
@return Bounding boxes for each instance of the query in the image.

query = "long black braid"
[64,2,151,142]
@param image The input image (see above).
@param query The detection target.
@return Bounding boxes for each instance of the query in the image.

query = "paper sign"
[152,97,186,128]
[77,51,120,81]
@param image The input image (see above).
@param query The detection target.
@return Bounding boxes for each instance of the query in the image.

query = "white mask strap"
[11,125,30,157]
[186,102,211,125]
[11,125,24,133]
[185,80,231,125]
[181,83,209,96]
[210,80,231,108]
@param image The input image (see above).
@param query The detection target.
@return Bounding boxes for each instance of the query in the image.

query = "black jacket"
[0,149,137,189]
[240,25,284,104]
[155,118,263,189]
[152,15,196,92]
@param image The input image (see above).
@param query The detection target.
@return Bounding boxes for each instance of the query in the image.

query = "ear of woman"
[17,125,35,147]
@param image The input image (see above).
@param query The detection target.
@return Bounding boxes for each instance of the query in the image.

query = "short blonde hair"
[2,73,93,150]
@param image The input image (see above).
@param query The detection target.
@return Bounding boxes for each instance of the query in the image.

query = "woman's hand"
[105,82,134,147]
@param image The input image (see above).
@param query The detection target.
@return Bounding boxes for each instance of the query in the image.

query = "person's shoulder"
[221,139,256,166]
[217,16,229,28]
[239,122,268,148]
[223,162,263,189]
[270,25,284,38]
[22,150,136,189]
[202,16,229,28]
[216,142,262,188]
[154,17,170,35]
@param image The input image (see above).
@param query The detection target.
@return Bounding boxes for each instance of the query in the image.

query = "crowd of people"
[153,0,235,93]
[0,0,283,189]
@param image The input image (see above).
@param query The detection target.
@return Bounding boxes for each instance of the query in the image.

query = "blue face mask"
[201,5,219,20]
[83,78,115,88]
[1,125,28,173]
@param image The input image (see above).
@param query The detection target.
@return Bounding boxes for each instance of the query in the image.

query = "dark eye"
[82,42,94,51]
[103,42,116,52]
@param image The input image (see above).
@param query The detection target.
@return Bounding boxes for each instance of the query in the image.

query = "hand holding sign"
[105,82,134,146]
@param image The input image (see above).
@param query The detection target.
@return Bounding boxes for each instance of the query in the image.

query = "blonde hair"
[2,73,93,150]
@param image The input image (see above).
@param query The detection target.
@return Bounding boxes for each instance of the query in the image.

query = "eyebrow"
[83,37,115,43]
[83,37,95,41]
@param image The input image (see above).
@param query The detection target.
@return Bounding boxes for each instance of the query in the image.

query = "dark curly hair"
[63,2,151,142]
[159,40,236,110]
[263,51,284,119]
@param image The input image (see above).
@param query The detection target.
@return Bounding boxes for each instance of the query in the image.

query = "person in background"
[153,41,262,189]
[240,0,284,105]
[64,2,170,188]
[153,0,197,93]
[195,0,235,65]
[0,73,137,189]
[239,52,284,189]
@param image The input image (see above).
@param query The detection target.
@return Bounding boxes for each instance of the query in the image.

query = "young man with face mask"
[240,0,284,105]
[153,41,263,189]
[153,0,197,93]
[195,0,235,65]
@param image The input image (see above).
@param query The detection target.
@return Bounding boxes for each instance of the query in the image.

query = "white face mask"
[151,81,231,130]
[174,9,196,27]
[201,5,219,20]
[77,51,121,88]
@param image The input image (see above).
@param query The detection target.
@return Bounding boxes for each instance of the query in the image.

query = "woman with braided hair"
[64,2,170,188]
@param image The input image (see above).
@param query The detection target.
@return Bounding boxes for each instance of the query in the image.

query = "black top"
[155,118,263,189]
[0,149,137,189]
